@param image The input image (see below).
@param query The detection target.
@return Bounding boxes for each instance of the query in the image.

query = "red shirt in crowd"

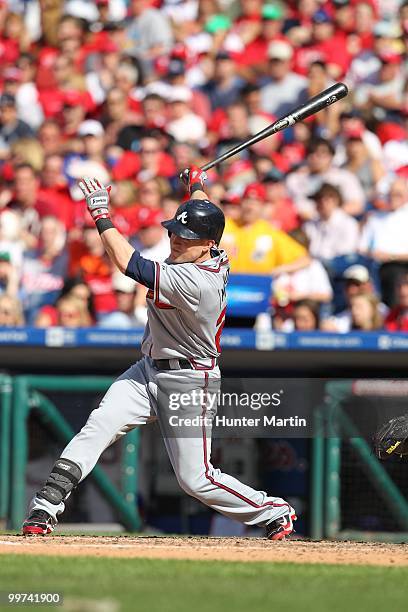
[110,205,141,237]
[0,37,20,64]
[69,241,117,314]
[294,33,351,76]
[269,198,300,233]
[384,307,408,332]
[37,185,76,230]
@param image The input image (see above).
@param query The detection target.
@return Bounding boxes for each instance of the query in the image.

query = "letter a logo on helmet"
[162,199,225,245]
[177,211,188,224]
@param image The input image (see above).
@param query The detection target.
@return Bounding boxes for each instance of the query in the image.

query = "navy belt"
[153,359,193,370]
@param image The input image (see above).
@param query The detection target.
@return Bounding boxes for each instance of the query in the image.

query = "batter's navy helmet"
[162,199,225,245]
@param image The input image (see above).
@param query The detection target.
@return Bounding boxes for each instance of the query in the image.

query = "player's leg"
[23,359,154,535]
[153,368,296,539]
[162,427,295,537]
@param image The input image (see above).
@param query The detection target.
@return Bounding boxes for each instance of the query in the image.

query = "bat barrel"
[291,82,348,123]
[201,82,348,172]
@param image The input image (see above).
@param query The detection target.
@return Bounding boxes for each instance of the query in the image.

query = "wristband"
[96,217,115,235]
[190,182,203,194]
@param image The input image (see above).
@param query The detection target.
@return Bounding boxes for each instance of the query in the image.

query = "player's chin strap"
[37,458,82,505]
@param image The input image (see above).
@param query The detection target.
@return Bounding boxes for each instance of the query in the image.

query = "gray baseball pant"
[29,357,291,526]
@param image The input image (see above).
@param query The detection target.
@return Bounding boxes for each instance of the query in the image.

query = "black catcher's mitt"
[374,414,408,459]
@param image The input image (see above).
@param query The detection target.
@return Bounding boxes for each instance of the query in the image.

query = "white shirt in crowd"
[304,208,360,260]
[140,235,170,263]
[359,203,408,255]
[286,166,365,219]
[274,259,333,303]
[167,112,206,144]
[16,82,44,130]
[333,129,383,166]
[260,73,308,118]
[327,302,389,333]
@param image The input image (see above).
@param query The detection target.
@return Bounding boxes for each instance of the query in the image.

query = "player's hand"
[78,177,112,223]
[179,165,207,195]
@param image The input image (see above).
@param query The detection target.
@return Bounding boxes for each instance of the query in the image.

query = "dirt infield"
[0,535,407,566]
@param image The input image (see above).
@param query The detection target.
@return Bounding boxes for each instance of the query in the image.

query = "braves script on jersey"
[143,249,229,361]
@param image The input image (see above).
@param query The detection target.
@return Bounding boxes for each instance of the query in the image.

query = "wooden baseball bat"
[201,82,348,172]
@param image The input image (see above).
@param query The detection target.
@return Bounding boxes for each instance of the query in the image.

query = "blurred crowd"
[0,0,407,333]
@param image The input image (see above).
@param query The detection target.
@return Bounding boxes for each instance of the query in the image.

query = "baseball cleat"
[265,509,297,540]
[22,510,55,536]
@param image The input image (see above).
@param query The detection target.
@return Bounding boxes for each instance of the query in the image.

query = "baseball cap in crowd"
[396,165,408,179]
[376,122,407,144]
[223,160,256,185]
[262,168,285,183]
[268,40,293,60]
[170,43,188,62]
[3,67,23,82]
[221,192,241,206]
[168,86,192,103]
[262,3,284,20]
[215,50,232,61]
[340,109,363,121]
[378,50,402,64]
[136,207,163,230]
[333,0,350,6]
[64,0,99,22]
[343,265,370,284]
[344,124,364,140]
[103,20,127,32]
[204,14,231,34]
[312,9,332,24]
[0,93,16,107]
[78,120,105,138]
[373,21,401,38]
[243,183,267,201]
[0,252,11,263]
[63,90,87,108]
[167,57,185,78]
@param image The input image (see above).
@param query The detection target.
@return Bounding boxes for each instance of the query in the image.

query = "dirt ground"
[0,535,407,566]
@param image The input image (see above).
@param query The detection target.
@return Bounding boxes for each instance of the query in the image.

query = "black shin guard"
[37,458,82,505]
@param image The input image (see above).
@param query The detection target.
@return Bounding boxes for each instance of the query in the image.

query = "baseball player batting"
[23,168,296,540]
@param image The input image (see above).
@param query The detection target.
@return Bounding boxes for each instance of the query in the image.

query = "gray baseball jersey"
[141,248,229,360]
[27,244,293,533]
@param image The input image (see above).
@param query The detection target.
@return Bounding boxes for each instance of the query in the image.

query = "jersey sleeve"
[153,261,201,312]
[125,250,155,289]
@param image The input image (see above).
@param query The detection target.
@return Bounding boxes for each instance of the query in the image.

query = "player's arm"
[78,178,155,290]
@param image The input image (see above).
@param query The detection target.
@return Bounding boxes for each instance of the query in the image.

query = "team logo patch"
[177,211,188,224]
